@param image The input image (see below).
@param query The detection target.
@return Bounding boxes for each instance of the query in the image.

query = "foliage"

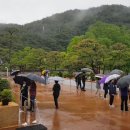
[1,5,130,52]
[0,5,130,74]
[0,89,12,103]
[0,79,9,92]
[85,21,130,47]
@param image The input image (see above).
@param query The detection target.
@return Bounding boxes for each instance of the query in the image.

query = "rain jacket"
[108,83,116,95]
[53,83,61,97]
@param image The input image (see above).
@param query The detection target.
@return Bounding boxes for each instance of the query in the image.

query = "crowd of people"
[13,69,130,114]
[73,71,130,112]
[95,78,130,111]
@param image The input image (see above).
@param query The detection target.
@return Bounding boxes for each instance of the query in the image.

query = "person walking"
[120,85,129,111]
[95,78,101,97]
[76,75,82,90]
[103,83,109,99]
[29,81,37,112]
[53,80,61,109]
[20,81,28,110]
[108,80,116,108]
[81,72,86,91]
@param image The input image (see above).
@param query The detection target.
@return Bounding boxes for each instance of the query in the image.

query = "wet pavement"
[2,79,130,130]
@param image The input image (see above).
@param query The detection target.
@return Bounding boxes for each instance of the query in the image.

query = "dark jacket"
[77,75,82,83]
[82,74,86,82]
[53,83,61,97]
[103,83,109,90]
[120,87,128,97]
[21,84,28,97]
[108,83,116,95]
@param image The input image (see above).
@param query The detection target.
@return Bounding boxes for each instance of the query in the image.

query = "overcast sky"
[0,0,130,25]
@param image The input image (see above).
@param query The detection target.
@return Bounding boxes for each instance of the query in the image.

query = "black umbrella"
[11,70,20,76]
[117,75,130,88]
[13,74,32,86]
[26,73,45,84]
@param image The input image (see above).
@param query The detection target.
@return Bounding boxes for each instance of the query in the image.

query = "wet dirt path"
[2,80,130,130]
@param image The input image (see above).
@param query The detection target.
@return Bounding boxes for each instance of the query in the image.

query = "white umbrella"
[95,74,105,79]
[105,74,120,83]
[49,76,63,82]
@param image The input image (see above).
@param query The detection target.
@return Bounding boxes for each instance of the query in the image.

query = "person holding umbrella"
[20,81,28,110]
[117,74,130,111]
[108,80,116,108]
[95,78,101,97]
[81,72,87,91]
[28,81,37,112]
[119,85,129,111]
[53,80,61,109]
[76,74,82,90]
[103,82,109,99]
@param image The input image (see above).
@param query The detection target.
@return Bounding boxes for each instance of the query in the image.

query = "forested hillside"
[0,4,130,51]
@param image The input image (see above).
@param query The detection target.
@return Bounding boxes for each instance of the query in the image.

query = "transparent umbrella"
[105,74,120,83]
[95,74,105,79]
[49,76,63,82]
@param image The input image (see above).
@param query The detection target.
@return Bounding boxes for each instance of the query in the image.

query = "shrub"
[0,78,9,92]
[1,89,13,105]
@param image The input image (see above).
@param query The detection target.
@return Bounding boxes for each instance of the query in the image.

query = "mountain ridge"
[0,4,130,51]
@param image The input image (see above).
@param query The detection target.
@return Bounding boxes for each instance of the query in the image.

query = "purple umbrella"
[99,75,108,84]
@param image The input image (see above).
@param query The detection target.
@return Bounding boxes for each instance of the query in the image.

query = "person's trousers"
[77,82,82,89]
[30,96,35,111]
[121,96,128,111]
[104,89,108,98]
[82,81,85,90]
[53,95,59,109]
[109,94,114,105]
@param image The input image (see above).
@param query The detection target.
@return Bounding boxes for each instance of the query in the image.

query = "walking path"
[2,78,130,130]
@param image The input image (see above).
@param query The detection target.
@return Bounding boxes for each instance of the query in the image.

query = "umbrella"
[117,75,130,88]
[13,74,32,86]
[109,69,124,75]
[95,74,105,79]
[81,68,93,72]
[99,75,108,84]
[11,70,20,76]
[26,73,45,84]
[105,74,120,83]
[74,72,82,77]
[49,76,63,82]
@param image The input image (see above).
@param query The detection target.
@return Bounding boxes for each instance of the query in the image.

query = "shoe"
[19,109,24,113]
[22,122,28,126]
[32,120,37,124]
[27,108,31,111]
[111,105,115,108]
[82,89,86,91]
[109,104,115,108]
